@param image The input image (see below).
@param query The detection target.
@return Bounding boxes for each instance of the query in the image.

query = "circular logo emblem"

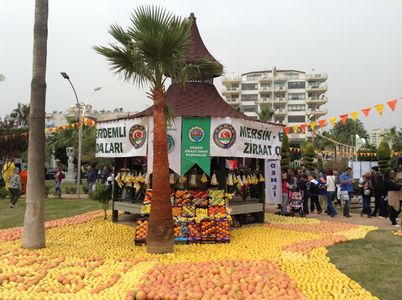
[188,126,205,143]
[167,134,175,153]
[129,124,146,149]
[213,123,236,149]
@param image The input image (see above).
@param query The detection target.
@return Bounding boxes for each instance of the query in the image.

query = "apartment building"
[222,69,328,132]
[369,128,390,148]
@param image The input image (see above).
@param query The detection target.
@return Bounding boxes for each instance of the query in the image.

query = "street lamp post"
[61,72,102,198]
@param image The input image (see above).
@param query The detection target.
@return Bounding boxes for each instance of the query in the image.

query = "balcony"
[306,85,327,93]
[258,86,272,93]
[222,87,240,96]
[305,73,328,81]
[222,76,241,84]
[274,109,287,116]
[273,74,287,81]
[308,109,327,116]
[274,86,287,92]
[306,97,328,104]
[273,97,287,103]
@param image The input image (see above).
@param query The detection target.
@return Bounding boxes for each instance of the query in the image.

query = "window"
[288,81,305,89]
[286,72,300,79]
[287,115,306,123]
[260,83,270,89]
[241,94,258,102]
[288,104,305,111]
[288,93,306,100]
[241,83,258,90]
[246,73,261,80]
[241,105,258,113]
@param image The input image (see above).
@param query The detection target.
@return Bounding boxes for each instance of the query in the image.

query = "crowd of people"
[280,165,402,227]
[1,157,113,207]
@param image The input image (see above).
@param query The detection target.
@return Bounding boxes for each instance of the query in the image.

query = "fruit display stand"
[134,189,233,245]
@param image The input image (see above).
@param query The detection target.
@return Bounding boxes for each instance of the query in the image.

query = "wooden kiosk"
[95,14,283,227]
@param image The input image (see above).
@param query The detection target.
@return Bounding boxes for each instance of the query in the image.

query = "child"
[360,180,372,218]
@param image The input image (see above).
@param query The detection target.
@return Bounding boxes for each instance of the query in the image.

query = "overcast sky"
[1,0,401,130]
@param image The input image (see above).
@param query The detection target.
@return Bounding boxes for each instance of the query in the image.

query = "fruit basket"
[172,205,183,217]
[175,190,192,205]
[174,221,188,243]
[187,221,201,243]
[208,205,227,216]
[192,191,208,207]
[134,218,148,245]
[215,218,230,242]
[144,189,152,204]
[182,205,195,217]
[208,189,225,206]
[200,219,215,243]
[140,204,151,215]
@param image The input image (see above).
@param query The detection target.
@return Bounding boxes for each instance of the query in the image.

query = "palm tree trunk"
[147,89,174,253]
[22,0,48,249]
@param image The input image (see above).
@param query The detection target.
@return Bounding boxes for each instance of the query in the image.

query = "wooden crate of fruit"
[208,189,225,206]
[215,219,230,243]
[200,219,216,243]
[175,190,192,205]
[208,205,227,216]
[172,205,183,217]
[181,205,195,217]
[187,221,201,243]
[144,189,152,204]
[192,191,209,207]
[134,218,148,245]
[174,221,188,243]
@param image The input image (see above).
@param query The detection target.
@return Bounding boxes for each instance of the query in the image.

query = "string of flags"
[283,97,400,134]
[0,117,96,141]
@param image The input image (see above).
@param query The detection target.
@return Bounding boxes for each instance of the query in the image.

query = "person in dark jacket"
[86,165,97,194]
[370,166,387,217]
[385,170,402,227]
[307,174,322,214]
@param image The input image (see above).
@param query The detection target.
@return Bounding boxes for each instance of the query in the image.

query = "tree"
[384,126,402,152]
[10,103,30,128]
[280,132,290,168]
[329,119,368,145]
[95,6,222,253]
[0,73,5,81]
[377,139,391,173]
[22,0,48,249]
[257,107,274,122]
[302,142,316,172]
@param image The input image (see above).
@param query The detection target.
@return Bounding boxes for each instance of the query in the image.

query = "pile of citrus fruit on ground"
[0,211,378,299]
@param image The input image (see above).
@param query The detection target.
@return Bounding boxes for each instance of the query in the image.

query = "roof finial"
[189,12,195,19]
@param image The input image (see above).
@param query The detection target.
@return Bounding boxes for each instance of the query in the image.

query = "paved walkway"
[265,204,400,230]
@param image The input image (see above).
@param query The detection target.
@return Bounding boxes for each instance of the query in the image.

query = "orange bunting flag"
[300,124,306,133]
[329,117,337,126]
[340,114,348,125]
[361,107,371,117]
[318,119,326,128]
[310,121,316,130]
[387,98,398,111]
[351,111,359,121]
[284,127,290,135]
[292,125,299,134]
[375,104,384,115]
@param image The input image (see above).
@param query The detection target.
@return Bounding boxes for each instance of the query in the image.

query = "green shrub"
[302,142,316,172]
[91,185,112,220]
[377,139,391,173]
[64,186,77,194]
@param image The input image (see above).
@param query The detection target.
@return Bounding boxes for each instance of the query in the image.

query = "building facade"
[369,128,390,148]
[221,69,328,130]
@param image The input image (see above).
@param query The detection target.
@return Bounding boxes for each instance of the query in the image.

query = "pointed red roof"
[185,13,222,71]
[132,82,246,119]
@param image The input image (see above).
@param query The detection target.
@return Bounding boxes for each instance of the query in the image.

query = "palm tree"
[384,126,402,151]
[257,107,274,121]
[22,0,48,249]
[95,6,222,253]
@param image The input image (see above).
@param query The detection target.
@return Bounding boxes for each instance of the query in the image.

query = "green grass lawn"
[328,230,402,300]
[0,196,101,229]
